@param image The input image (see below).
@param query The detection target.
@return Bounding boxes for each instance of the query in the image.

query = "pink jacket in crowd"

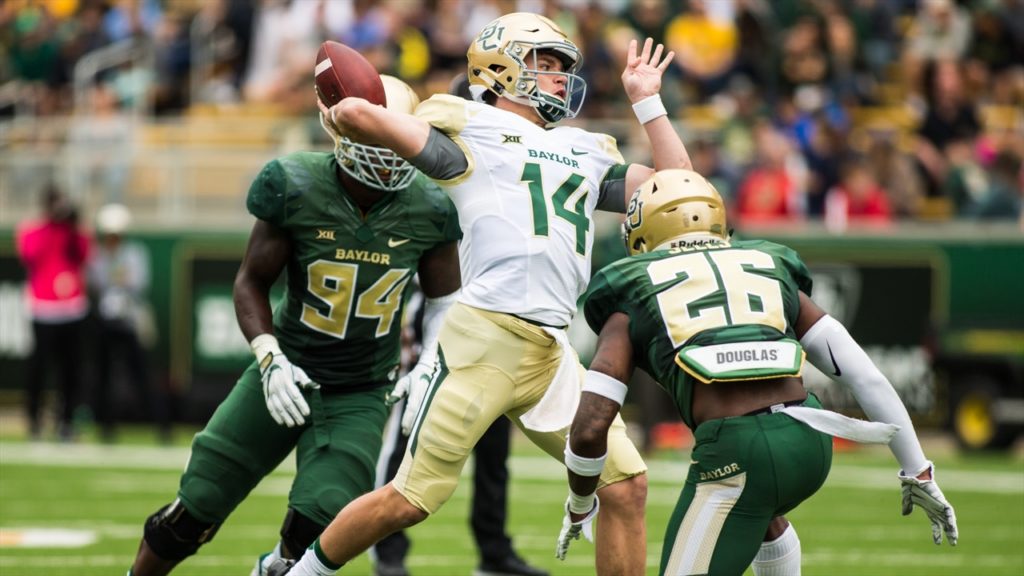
[15,219,92,322]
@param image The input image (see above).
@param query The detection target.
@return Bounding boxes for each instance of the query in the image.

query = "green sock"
[313,538,343,571]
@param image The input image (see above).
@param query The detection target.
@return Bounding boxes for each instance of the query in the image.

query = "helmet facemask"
[318,75,420,193]
[336,135,417,192]
[506,44,586,123]
[467,13,587,124]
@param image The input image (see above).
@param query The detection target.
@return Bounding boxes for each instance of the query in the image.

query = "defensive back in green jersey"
[582,238,813,427]
[246,151,461,390]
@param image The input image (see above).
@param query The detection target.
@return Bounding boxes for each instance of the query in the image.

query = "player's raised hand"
[621,37,674,103]
[899,462,959,546]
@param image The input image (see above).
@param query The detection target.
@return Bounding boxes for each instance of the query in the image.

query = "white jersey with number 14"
[416,95,625,327]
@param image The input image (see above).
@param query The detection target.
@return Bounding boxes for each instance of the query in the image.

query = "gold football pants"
[394,302,646,513]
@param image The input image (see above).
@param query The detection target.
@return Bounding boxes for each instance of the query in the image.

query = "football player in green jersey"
[127,76,462,576]
[564,169,958,576]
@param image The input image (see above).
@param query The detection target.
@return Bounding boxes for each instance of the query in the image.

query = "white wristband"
[568,489,596,514]
[250,333,282,367]
[582,371,628,406]
[564,440,607,477]
[632,94,667,125]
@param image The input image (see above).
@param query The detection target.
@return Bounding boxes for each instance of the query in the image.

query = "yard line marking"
[1,442,1021,494]
[0,528,97,548]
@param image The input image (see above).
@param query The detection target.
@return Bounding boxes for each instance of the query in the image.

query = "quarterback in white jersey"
[285,12,692,576]
[416,93,628,327]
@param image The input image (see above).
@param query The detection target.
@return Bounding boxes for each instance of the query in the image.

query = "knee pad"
[143,499,222,561]
[279,508,326,558]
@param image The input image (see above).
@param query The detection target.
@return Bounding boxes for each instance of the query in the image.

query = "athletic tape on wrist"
[564,440,607,477]
[567,490,596,515]
[632,94,667,125]
[250,334,282,370]
[582,371,628,406]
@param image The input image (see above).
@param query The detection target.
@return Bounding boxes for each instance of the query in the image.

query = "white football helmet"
[320,75,420,192]
[467,12,586,124]
[623,169,728,255]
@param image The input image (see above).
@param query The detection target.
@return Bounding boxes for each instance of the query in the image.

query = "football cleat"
[265,557,295,576]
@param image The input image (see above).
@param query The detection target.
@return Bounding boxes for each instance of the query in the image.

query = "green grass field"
[1,428,1022,576]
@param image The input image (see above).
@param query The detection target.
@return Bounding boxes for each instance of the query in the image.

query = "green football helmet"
[623,169,728,255]
[466,12,586,124]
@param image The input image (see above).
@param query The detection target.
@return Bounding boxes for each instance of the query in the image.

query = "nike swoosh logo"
[570,148,588,155]
[388,238,411,248]
[826,341,842,377]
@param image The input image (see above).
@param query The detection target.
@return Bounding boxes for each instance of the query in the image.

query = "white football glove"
[899,462,958,546]
[555,495,599,561]
[386,357,436,435]
[261,353,316,428]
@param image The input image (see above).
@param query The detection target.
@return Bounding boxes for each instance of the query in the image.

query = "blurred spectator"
[665,0,739,100]
[149,7,191,114]
[103,0,164,43]
[849,0,898,84]
[64,82,133,202]
[733,0,781,104]
[53,1,111,93]
[691,136,740,206]
[913,59,981,197]
[621,0,671,47]
[735,121,806,224]
[242,0,343,112]
[88,203,167,443]
[827,155,892,226]
[787,89,851,217]
[963,4,1016,98]
[866,136,924,219]
[942,132,990,216]
[778,13,829,95]
[817,0,859,103]
[15,184,92,441]
[902,0,971,97]
[7,2,63,114]
[962,151,1023,221]
[717,75,766,169]
[190,0,255,105]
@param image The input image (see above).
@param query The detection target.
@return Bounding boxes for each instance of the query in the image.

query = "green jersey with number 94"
[246,151,461,391]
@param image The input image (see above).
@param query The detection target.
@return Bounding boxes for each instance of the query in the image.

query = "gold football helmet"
[467,12,586,123]
[321,75,420,192]
[623,169,728,255]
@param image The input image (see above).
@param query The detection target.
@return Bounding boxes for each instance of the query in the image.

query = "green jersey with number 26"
[583,239,813,428]
[246,151,461,391]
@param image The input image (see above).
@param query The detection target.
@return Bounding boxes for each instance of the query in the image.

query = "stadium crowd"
[2,0,1022,227]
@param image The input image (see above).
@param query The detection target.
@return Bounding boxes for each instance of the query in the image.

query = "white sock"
[290,546,338,576]
[752,523,801,576]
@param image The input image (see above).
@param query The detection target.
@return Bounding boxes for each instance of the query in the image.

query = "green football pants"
[660,397,833,576]
[177,362,390,526]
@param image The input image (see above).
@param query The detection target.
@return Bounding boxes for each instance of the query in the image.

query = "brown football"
[314,41,386,107]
